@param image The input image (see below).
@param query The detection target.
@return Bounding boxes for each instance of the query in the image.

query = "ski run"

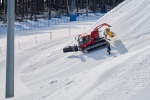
[0,0,150,100]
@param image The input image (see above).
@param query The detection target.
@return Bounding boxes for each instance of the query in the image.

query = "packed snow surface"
[0,0,150,100]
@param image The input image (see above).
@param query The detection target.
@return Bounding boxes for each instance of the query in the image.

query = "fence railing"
[0,13,104,34]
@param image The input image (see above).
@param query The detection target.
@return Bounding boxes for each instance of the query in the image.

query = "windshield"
[77,36,89,45]
[77,36,83,43]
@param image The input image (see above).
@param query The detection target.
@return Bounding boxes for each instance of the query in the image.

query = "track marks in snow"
[25,36,75,52]
[32,78,78,100]
[20,36,76,74]
[21,49,64,74]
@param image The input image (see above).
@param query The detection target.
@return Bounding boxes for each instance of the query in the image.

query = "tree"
[66,0,70,15]
[48,0,51,19]
[0,0,125,21]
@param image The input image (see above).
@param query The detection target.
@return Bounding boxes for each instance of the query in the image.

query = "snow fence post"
[69,28,70,36]
[18,42,21,49]
[0,47,2,56]
[50,32,52,39]
[35,36,38,44]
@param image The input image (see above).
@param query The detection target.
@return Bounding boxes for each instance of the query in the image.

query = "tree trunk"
[48,0,51,19]
[66,0,69,15]
[3,0,7,23]
[113,0,116,7]
[30,0,33,20]
[76,0,79,14]
[34,0,37,20]
[93,0,96,13]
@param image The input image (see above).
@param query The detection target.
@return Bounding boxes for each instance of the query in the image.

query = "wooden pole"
[0,47,2,56]
[50,32,52,39]
[69,28,70,36]
[35,36,38,44]
[18,42,21,49]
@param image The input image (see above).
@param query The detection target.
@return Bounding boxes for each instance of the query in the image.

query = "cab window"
[82,36,89,44]
[77,36,83,44]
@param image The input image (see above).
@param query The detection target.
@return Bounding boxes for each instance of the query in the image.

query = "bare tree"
[0,0,124,21]
[113,0,116,7]
[3,0,7,23]
[48,0,51,19]
[66,0,70,15]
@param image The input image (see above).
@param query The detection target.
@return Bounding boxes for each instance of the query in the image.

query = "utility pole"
[6,0,15,98]
[86,0,88,16]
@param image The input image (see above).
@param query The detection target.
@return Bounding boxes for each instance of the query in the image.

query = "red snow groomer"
[63,23,114,53]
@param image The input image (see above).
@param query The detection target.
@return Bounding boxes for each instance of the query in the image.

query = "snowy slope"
[0,0,150,100]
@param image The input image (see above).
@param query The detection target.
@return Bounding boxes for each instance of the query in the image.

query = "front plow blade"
[63,46,78,53]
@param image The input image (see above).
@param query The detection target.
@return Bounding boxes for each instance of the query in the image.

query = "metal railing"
[0,12,105,34]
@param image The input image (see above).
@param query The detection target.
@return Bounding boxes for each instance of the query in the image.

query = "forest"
[0,0,124,22]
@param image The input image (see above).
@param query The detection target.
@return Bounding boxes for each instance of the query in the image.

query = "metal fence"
[0,12,104,34]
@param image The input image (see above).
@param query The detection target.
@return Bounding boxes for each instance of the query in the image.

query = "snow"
[0,0,150,100]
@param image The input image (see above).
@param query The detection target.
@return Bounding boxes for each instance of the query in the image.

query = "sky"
[0,0,150,100]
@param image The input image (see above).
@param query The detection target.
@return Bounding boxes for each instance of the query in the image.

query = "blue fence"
[0,13,104,34]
